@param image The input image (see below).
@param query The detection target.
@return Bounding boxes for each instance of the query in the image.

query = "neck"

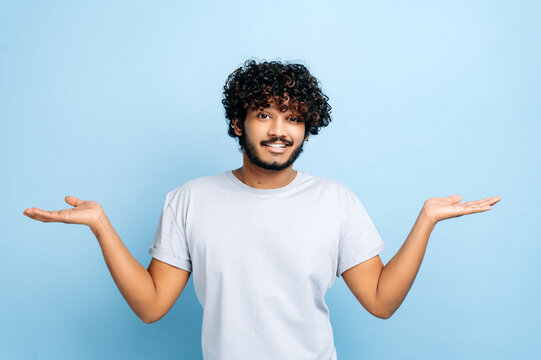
[232,152,298,189]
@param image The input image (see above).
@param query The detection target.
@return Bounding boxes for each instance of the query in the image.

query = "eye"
[289,117,300,123]
[257,113,269,119]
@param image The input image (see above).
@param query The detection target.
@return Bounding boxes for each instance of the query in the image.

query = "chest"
[184,196,342,284]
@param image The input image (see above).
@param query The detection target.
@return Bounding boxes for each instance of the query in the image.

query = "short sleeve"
[337,194,385,277]
[148,193,192,272]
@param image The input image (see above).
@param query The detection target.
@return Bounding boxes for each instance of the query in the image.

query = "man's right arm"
[23,195,190,324]
[92,214,191,324]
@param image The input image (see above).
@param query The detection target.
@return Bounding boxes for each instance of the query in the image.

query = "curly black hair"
[222,59,332,150]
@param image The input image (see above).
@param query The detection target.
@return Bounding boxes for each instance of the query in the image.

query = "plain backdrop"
[1,1,539,359]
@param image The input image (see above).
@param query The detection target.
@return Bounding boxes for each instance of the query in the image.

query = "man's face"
[235,101,308,171]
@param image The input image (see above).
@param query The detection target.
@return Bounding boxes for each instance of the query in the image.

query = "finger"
[31,214,55,222]
[40,208,70,222]
[464,196,500,207]
[23,208,56,222]
[456,201,487,209]
[468,199,489,206]
[472,197,501,206]
[469,207,492,215]
[25,208,69,223]
[454,205,491,217]
[23,208,42,217]
[65,196,84,207]
[463,201,488,208]
[444,195,462,204]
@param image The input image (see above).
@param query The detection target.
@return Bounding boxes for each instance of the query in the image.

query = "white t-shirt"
[148,170,386,360]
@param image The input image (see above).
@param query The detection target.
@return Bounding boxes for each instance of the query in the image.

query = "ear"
[232,118,242,136]
[304,133,310,142]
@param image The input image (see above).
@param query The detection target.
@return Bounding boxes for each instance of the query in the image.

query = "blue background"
[2,1,539,359]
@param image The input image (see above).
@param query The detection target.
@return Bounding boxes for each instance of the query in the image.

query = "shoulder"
[300,172,363,212]
[305,173,358,198]
[165,172,230,203]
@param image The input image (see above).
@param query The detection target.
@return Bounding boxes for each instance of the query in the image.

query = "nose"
[268,117,287,138]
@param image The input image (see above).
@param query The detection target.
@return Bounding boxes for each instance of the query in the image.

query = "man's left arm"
[342,194,501,319]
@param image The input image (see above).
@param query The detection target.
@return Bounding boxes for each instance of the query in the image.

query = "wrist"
[90,210,110,236]
[419,207,438,228]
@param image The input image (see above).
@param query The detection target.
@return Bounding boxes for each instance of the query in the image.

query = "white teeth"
[267,144,286,148]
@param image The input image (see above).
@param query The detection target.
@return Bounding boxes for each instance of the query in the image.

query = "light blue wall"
[2,1,539,359]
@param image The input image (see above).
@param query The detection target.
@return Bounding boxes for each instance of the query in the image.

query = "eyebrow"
[256,107,300,117]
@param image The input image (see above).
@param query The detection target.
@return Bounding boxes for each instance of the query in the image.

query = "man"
[23,59,500,359]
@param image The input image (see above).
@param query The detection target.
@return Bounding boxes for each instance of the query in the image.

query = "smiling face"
[233,100,308,171]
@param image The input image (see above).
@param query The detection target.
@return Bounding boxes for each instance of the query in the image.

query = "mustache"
[261,138,293,146]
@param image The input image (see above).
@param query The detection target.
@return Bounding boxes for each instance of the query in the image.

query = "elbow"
[137,304,163,324]
[362,301,395,319]
[368,296,398,319]
[142,317,156,324]
[139,311,160,324]
[376,311,393,320]
[372,306,395,320]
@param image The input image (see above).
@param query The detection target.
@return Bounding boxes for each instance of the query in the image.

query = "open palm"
[422,195,501,224]
[23,196,105,228]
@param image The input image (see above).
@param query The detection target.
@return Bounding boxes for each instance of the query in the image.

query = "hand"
[23,196,106,229]
[421,195,501,225]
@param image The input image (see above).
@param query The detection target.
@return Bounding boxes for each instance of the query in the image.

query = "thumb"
[65,195,83,207]
[447,194,462,203]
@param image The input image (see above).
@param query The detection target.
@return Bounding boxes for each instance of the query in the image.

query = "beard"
[240,132,305,171]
